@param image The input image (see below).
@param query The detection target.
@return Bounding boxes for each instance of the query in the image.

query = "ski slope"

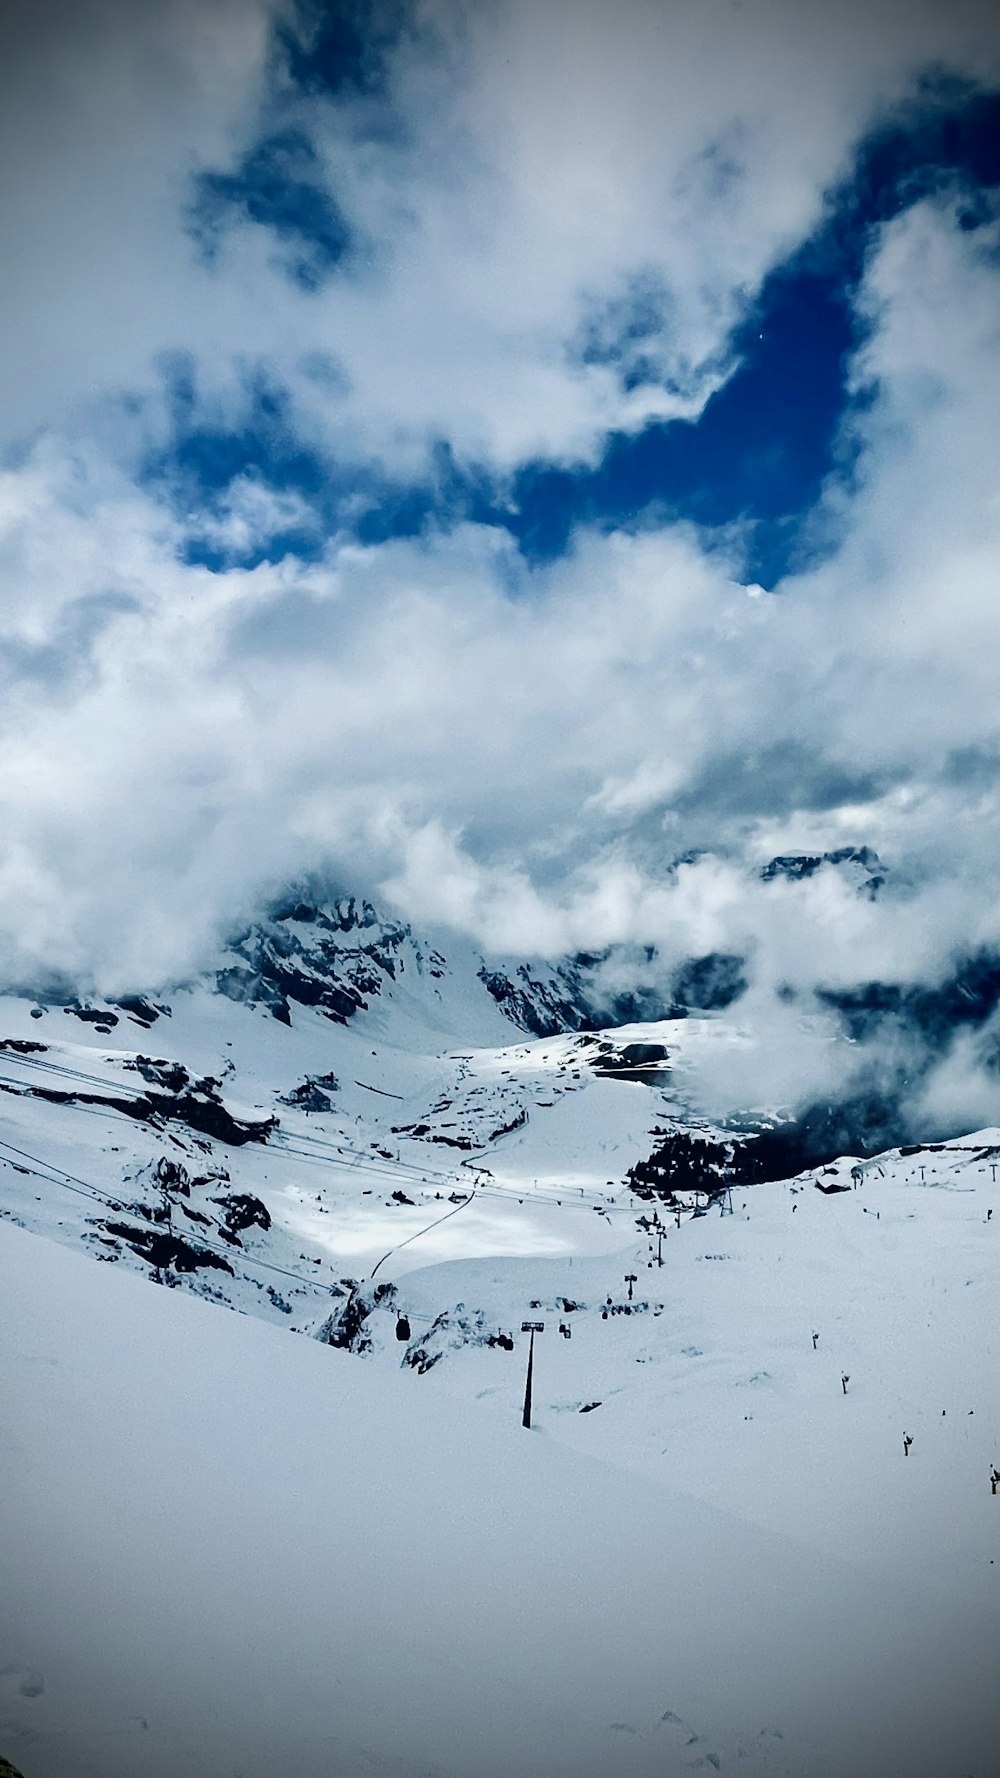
[1,1217,996,1778]
[0,965,997,1776]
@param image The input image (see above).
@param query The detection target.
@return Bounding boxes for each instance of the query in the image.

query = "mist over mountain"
[5,847,996,1166]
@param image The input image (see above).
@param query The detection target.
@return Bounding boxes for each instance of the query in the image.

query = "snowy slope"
[374,1135,1000,1602]
[0,986,797,1332]
[1,1217,996,1778]
[1,890,997,1776]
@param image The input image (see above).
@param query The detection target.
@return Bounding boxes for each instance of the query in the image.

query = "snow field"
[1,1218,996,1778]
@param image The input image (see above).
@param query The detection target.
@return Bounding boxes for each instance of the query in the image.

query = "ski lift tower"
[520,1321,544,1428]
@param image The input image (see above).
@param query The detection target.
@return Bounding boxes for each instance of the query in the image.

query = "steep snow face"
[1,1216,996,1778]
[211,891,696,1038]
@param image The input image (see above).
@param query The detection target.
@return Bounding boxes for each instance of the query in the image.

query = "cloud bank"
[1,196,994,970]
[0,1,996,1133]
[1,0,995,468]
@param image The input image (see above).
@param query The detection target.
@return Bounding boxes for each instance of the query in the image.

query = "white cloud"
[0,196,995,999]
[0,0,995,473]
[911,1028,1000,1136]
[0,6,995,1113]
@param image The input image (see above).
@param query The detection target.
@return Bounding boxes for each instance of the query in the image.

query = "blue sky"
[0,0,997,1124]
[149,61,998,590]
[506,82,999,585]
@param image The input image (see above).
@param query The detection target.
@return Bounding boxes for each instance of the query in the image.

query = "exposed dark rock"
[593,1041,669,1073]
[488,1107,528,1140]
[477,960,601,1038]
[479,944,688,1034]
[125,1056,191,1093]
[671,952,747,1011]
[318,1280,396,1354]
[279,1071,339,1112]
[19,1077,275,1148]
[65,1004,120,1027]
[216,893,417,1026]
[113,994,163,1025]
[761,846,886,899]
[211,1192,272,1238]
[817,947,999,1047]
[104,1222,235,1275]
[405,1345,442,1374]
[155,1157,191,1196]
[402,1302,493,1373]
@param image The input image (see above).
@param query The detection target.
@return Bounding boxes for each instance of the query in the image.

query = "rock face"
[760,845,887,898]
[215,893,444,1026]
[217,887,704,1039]
[670,952,747,1011]
[477,947,743,1036]
[6,1051,275,1148]
[318,1281,397,1354]
[817,947,1000,1045]
[86,1158,274,1279]
[477,959,603,1038]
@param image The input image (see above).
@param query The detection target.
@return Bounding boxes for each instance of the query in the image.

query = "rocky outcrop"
[13,1059,275,1149]
[103,1221,236,1275]
[279,1072,339,1112]
[760,845,886,899]
[317,1281,396,1354]
[477,959,601,1038]
[401,1303,497,1374]
[216,894,430,1026]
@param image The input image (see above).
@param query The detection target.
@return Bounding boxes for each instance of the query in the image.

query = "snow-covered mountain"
[1,870,996,1324]
[2,847,892,1041]
[1,875,997,1775]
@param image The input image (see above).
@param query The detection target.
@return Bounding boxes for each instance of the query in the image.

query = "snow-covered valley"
[0,895,997,1777]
